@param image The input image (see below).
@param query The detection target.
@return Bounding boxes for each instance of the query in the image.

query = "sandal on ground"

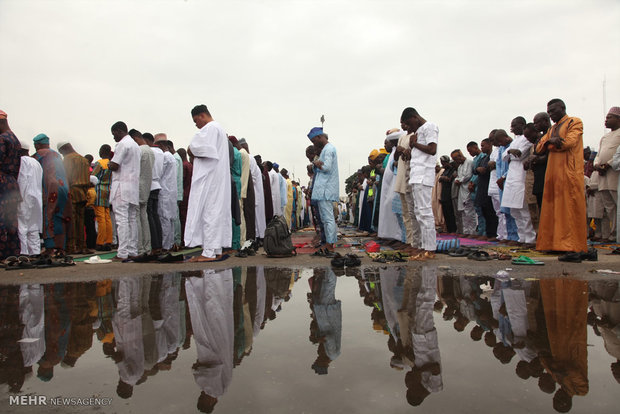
[511,255,544,265]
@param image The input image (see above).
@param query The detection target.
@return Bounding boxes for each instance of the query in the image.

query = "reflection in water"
[0,268,619,413]
[308,268,342,375]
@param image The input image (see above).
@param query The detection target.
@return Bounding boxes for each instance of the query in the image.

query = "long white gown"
[184,121,232,251]
[377,151,402,240]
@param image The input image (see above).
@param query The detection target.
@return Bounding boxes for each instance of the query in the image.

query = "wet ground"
[0,265,618,413]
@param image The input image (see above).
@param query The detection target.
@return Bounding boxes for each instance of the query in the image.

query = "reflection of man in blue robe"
[310,267,341,375]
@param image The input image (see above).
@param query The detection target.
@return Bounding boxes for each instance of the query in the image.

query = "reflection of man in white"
[186,269,234,413]
[401,107,438,260]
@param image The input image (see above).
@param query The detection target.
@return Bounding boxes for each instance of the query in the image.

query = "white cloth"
[18,156,43,255]
[253,266,266,337]
[186,269,234,398]
[500,135,532,209]
[19,284,45,367]
[249,156,266,238]
[412,183,436,250]
[110,135,141,206]
[184,121,232,254]
[150,146,164,192]
[408,122,439,186]
[268,170,282,216]
[491,193,507,240]
[378,151,402,240]
[279,173,288,210]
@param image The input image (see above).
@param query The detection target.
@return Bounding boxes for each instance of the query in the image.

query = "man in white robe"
[501,121,536,244]
[109,121,141,260]
[17,140,43,255]
[156,138,178,251]
[186,269,234,413]
[185,105,232,261]
[268,163,282,216]
[378,131,402,241]
[487,130,506,240]
[19,284,45,368]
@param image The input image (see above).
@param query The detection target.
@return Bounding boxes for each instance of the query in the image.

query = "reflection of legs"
[412,184,435,251]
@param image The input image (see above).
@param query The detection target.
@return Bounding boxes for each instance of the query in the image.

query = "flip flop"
[448,247,474,257]
[468,251,491,261]
[511,255,544,266]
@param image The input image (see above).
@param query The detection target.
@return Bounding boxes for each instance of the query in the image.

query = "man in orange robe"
[535,99,587,256]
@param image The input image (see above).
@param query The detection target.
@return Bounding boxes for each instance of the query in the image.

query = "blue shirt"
[311,142,339,202]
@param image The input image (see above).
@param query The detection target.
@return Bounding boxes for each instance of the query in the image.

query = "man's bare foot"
[187,255,219,263]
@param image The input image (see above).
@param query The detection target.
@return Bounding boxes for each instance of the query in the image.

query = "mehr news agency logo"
[9,395,113,406]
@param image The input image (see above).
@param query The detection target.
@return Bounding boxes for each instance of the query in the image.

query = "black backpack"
[263,215,296,258]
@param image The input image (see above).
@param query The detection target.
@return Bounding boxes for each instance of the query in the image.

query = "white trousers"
[412,184,436,251]
[491,194,507,240]
[18,208,41,256]
[511,205,536,243]
[459,198,477,235]
[114,201,139,258]
[600,190,617,241]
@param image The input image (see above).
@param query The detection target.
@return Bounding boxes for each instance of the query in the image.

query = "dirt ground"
[2,247,620,284]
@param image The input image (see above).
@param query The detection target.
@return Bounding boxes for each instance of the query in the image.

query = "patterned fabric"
[92,158,111,207]
[63,152,90,203]
[34,148,71,249]
[0,131,22,258]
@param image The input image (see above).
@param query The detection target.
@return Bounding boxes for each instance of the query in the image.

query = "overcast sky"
[1,0,619,193]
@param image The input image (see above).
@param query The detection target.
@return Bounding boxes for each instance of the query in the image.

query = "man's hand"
[547,137,564,149]
[409,133,418,148]
[313,160,324,169]
[455,180,461,186]
[468,182,475,192]
[508,149,522,158]
[488,161,496,170]
[476,166,486,174]
[497,176,506,190]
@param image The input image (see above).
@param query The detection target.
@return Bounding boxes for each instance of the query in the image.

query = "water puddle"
[0,267,618,413]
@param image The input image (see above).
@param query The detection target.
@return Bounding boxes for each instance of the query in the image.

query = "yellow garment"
[535,115,587,252]
[86,187,96,208]
[284,178,294,227]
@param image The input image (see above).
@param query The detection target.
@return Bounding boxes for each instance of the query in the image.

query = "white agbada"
[377,150,401,240]
[268,169,282,216]
[19,284,45,367]
[184,121,232,254]
[500,135,533,209]
[249,156,266,238]
[18,156,43,255]
[186,269,234,398]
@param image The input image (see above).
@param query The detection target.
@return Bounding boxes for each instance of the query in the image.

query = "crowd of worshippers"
[0,105,312,263]
[341,102,620,261]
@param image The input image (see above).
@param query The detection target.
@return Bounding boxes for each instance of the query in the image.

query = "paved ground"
[2,245,619,284]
